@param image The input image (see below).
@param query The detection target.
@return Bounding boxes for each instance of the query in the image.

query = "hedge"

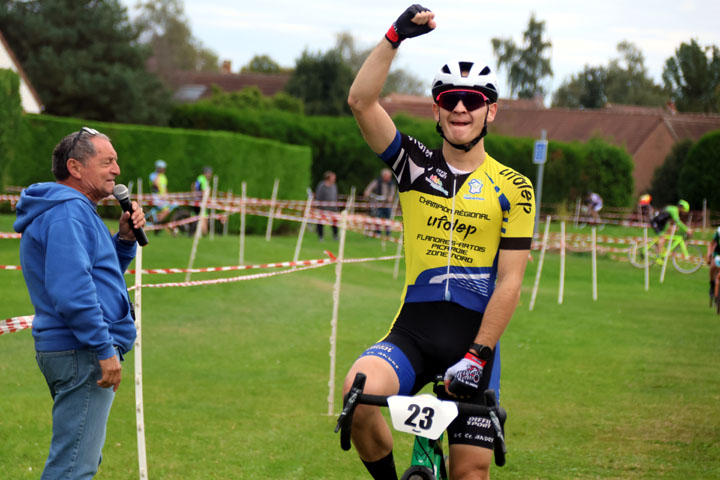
[171,104,635,207]
[3,114,312,233]
[0,69,22,191]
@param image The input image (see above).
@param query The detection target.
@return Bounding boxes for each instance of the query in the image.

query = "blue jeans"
[36,349,116,479]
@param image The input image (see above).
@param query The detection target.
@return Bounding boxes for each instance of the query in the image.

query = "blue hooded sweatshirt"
[13,183,137,360]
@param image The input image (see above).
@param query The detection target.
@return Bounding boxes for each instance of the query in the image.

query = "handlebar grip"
[335,373,367,451]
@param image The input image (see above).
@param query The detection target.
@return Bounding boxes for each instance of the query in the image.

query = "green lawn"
[1,213,718,479]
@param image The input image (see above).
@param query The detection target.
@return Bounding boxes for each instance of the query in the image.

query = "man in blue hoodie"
[13,127,145,479]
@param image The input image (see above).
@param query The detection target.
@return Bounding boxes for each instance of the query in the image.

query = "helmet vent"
[479,66,491,76]
[441,65,451,74]
[459,61,473,77]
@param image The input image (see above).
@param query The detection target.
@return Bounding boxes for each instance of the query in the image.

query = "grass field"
[1,213,718,479]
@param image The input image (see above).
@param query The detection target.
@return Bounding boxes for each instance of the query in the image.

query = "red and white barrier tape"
[0,315,33,336]
[127,262,330,290]
[128,253,337,274]
[0,252,403,334]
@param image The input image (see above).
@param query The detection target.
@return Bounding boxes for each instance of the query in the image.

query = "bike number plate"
[387,394,458,440]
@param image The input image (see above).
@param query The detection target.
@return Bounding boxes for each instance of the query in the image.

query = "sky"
[121,0,720,100]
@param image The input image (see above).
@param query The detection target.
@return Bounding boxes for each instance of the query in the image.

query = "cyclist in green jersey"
[650,199,691,254]
[192,166,212,235]
[342,5,534,480]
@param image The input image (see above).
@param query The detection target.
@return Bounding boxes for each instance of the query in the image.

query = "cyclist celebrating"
[342,5,534,480]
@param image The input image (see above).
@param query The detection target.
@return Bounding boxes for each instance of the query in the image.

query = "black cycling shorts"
[360,301,498,449]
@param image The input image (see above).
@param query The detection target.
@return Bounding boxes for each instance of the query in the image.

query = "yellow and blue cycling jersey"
[380,131,535,313]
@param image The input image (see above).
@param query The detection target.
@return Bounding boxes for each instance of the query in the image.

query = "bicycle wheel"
[672,244,704,274]
[400,466,436,480]
[628,242,659,268]
[170,208,195,236]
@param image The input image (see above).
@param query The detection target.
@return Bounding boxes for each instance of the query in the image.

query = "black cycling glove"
[385,4,434,49]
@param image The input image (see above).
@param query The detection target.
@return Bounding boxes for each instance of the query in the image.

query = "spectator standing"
[314,171,339,241]
[13,127,145,479]
[364,168,397,235]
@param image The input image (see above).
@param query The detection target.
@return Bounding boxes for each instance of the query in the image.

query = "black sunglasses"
[66,127,99,161]
[435,90,489,112]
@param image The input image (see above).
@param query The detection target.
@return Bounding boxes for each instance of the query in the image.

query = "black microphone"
[113,184,148,247]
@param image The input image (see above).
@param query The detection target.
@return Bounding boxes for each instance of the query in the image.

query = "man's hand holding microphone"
[113,184,148,246]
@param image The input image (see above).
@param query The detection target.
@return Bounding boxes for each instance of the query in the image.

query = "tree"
[491,14,553,99]
[132,0,219,83]
[201,85,304,114]
[240,55,286,74]
[552,66,607,109]
[335,31,425,96]
[663,39,720,113]
[679,131,720,209]
[553,42,665,109]
[284,48,354,116]
[648,139,693,207]
[0,0,171,125]
[605,42,666,106]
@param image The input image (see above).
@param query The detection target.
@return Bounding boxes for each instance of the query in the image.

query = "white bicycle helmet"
[431,59,499,103]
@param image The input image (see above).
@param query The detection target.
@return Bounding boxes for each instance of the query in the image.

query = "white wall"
[0,39,43,114]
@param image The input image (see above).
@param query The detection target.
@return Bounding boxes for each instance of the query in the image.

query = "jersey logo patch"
[426,175,449,196]
[464,179,485,201]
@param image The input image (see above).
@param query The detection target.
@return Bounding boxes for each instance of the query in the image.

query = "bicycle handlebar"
[335,373,507,467]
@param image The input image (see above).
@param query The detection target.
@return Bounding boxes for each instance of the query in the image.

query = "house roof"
[0,29,43,113]
[169,71,292,102]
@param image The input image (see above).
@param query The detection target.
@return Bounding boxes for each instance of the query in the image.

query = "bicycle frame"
[668,234,690,257]
[409,435,447,479]
[637,233,688,259]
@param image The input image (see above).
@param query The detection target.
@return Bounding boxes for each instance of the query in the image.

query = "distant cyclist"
[650,199,690,236]
[149,159,171,224]
[584,191,603,224]
[192,166,213,235]
[707,226,720,301]
[638,193,653,222]
[650,199,691,254]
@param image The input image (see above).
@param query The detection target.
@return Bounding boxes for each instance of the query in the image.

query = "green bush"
[679,130,720,209]
[649,139,693,207]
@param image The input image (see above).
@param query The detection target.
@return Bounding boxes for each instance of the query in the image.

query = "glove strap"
[464,352,487,368]
[385,24,401,49]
